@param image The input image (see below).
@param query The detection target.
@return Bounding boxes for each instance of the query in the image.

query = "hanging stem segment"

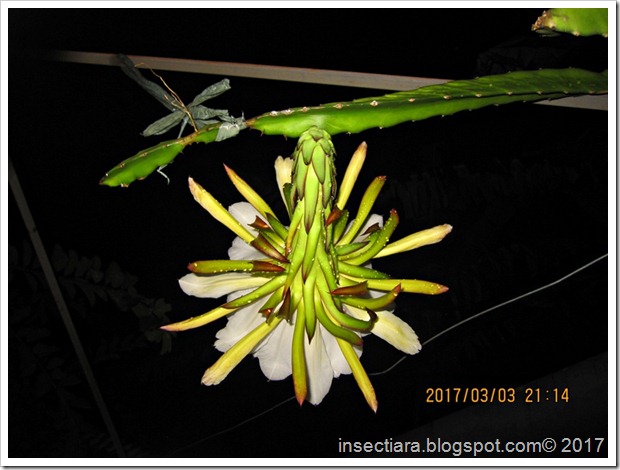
[102,68,607,188]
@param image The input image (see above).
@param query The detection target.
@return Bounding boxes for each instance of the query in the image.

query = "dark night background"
[7,8,609,459]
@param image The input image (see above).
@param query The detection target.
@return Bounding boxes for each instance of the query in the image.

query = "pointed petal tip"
[363,388,378,413]
[295,392,306,407]
[160,321,187,332]
[201,372,216,386]
[201,364,228,386]
[223,163,238,179]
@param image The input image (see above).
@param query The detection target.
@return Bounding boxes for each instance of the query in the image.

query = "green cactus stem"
[101,68,607,187]
[247,68,607,137]
[532,8,608,37]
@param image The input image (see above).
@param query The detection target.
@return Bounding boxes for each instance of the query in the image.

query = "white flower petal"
[253,319,293,381]
[320,324,361,377]
[304,326,335,405]
[228,236,264,261]
[372,310,422,355]
[274,156,294,206]
[375,224,453,258]
[178,272,271,299]
[228,202,260,235]
[214,303,265,352]
[226,285,260,303]
[345,303,421,355]
[353,213,384,243]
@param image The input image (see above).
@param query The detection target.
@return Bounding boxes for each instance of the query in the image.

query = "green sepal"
[293,154,308,201]
[285,226,307,282]
[339,284,401,311]
[337,261,390,280]
[303,173,320,233]
[314,288,362,347]
[326,207,343,226]
[288,269,304,319]
[283,182,295,218]
[332,209,349,244]
[311,144,327,184]
[345,209,399,266]
[286,202,304,252]
[317,272,376,332]
[303,266,318,341]
[335,242,367,257]
[317,244,338,291]
[339,231,380,261]
[331,281,369,296]
[251,234,288,263]
[302,208,323,280]
[301,132,315,165]
[337,176,386,246]
[188,259,284,274]
[249,216,270,231]
[277,288,293,322]
[266,213,289,241]
[360,277,449,295]
[292,300,308,405]
[223,275,287,309]
[259,285,286,317]
[160,305,233,332]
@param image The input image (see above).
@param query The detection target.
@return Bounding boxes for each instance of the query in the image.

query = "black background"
[8,7,609,459]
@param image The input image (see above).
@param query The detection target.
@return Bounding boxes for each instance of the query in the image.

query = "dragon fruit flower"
[163,127,451,411]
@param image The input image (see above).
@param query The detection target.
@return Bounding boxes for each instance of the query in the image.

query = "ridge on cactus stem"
[163,127,452,410]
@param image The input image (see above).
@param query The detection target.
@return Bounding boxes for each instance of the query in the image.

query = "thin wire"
[369,253,608,377]
[165,396,296,456]
[165,253,608,455]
